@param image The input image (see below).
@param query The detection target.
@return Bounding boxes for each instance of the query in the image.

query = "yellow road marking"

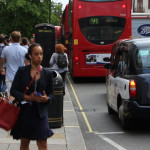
[67,76,93,133]
[67,76,83,110]
[82,112,93,133]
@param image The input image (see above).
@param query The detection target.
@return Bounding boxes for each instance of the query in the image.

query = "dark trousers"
[0,74,6,92]
[59,71,66,95]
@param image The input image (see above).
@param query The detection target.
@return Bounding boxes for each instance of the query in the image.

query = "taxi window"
[136,48,150,68]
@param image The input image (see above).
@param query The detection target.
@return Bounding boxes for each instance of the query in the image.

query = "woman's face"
[30,46,43,65]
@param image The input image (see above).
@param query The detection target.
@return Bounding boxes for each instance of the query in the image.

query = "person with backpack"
[50,44,69,95]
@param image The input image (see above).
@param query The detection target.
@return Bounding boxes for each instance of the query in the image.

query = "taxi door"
[109,46,124,111]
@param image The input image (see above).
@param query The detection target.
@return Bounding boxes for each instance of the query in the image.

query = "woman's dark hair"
[28,43,42,55]
[25,53,30,61]
[22,37,28,45]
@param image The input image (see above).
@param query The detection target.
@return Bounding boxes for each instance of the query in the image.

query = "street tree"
[0,0,62,39]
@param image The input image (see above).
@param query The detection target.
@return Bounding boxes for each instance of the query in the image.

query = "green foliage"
[0,0,63,39]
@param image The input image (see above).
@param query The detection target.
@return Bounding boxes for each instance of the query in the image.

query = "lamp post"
[40,0,51,23]
[49,0,51,23]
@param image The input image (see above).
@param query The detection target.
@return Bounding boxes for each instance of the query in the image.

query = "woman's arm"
[10,67,25,101]
[66,53,69,66]
[45,70,54,103]
[49,53,55,67]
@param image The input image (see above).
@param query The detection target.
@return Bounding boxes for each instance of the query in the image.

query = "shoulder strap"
[24,66,42,94]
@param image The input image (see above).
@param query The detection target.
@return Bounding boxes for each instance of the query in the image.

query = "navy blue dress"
[10,76,54,140]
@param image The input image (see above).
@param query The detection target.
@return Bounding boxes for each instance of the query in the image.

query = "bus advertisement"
[65,0,131,78]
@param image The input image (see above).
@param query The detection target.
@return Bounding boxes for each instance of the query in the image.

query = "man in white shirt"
[0,31,27,94]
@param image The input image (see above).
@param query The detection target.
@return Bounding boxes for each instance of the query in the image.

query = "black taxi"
[104,38,150,129]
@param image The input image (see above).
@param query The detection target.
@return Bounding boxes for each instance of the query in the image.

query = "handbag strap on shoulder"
[24,66,42,94]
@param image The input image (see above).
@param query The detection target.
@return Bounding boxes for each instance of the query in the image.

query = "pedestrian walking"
[49,43,69,95]
[30,37,35,45]
[21,37,29,50]
[10,43,54,150]
[0,34,7,92]
[0,31,27,95]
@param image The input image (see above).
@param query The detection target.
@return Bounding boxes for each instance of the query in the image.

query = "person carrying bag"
[0,68,42,131]
[10,43,54,150]
[50,44,69,95]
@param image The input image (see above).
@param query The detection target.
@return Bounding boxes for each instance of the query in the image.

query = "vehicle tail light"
[78,5,82,9]
[122,4,126,8]
[74,56,79,65]
[129,80,136,98]
[74,57,79,61]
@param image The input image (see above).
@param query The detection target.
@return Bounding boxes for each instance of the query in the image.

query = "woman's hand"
[35,90,49,103]
[24,93,37,102]
[24,91,49,103]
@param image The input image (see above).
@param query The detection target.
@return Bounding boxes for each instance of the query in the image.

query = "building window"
[149,0,150,9]
[137,0,143,10]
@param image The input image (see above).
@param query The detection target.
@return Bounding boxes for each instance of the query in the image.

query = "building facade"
[132,0,150,13]
[132,0,150,38]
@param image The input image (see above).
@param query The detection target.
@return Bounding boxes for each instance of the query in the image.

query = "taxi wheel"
[107,103,114,114]
[118,104,130,129]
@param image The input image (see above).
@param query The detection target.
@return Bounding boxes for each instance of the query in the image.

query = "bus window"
[79,16,126,45]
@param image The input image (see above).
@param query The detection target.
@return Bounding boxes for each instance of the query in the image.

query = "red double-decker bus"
[60,4,69,54]
[67,0,131,78]
[55,26,61,43]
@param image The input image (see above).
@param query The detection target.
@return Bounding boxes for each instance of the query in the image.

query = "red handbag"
[0,94,20,131]
[0,66,43,131]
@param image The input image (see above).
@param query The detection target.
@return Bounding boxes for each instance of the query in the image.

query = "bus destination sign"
[90,18,99,25]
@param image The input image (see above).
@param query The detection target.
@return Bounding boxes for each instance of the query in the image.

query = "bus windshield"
[79,0,121,2]
[79,16,126,45]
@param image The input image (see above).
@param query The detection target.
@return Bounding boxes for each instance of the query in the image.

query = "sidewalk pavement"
[0,86,87,150]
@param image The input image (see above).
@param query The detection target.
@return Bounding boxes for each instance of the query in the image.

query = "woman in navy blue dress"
[10,43,54,150]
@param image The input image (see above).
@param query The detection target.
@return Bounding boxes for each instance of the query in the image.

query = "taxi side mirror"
[104,63,113,69]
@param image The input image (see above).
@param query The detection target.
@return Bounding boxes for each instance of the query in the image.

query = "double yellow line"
[67,76,93,133]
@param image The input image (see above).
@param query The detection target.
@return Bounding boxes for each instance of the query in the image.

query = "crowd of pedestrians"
[0,30,68,150]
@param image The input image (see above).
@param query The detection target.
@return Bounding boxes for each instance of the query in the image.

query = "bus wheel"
[73,77,78,83]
